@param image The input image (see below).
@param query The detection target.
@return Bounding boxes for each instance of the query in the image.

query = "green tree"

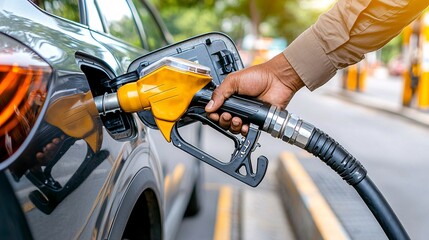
[150,0,324,43]
[150,0,221,41]
[219,0,324,42]
[380,34,402,64]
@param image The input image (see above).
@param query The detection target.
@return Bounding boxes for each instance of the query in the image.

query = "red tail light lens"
[0,34,51,168]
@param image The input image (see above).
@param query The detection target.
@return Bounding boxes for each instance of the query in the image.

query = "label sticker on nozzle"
[140,57,211,77]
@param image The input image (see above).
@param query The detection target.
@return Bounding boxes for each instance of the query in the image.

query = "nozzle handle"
[192,88,271,128]
[171,112,268,187]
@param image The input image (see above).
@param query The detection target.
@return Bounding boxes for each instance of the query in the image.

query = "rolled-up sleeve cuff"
[283,27,337,91]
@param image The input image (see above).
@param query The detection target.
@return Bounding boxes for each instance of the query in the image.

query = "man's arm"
[286,0,429,90]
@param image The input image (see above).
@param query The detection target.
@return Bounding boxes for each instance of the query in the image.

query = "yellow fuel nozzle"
[116,57,212,141]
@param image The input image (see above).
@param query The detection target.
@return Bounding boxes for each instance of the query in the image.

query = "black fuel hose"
[355,177,408,240]
[192,89,410,239]
[305,128,409,240]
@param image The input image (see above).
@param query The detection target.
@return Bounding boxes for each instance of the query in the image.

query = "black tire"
[184,177,202,217]
[185,163,203,217]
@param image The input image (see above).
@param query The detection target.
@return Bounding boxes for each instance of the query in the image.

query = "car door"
[84,0,203,237]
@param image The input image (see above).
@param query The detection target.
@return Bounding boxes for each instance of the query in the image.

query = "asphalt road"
[177,75,429,240]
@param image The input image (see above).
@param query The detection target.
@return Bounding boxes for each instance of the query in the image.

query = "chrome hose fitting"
[262,106,314,149]
[94,92,120,115]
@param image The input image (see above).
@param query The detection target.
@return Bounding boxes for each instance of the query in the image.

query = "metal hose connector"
[262,106,314,149]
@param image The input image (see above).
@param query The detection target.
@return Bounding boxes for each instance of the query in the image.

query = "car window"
[85,0,104,32]
[132,0,168,50]
[96,0,142,48]
[32,0,80,23]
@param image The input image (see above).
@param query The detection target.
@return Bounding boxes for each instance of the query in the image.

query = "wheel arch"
[109,167,163,240]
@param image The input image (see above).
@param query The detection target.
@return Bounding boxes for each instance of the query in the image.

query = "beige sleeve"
[284,0,429,91]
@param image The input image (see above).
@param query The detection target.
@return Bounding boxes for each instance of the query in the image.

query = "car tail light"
[0,34,52,168]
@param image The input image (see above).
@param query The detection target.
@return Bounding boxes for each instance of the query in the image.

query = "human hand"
[205,53,305,135]
[35,135,65,166]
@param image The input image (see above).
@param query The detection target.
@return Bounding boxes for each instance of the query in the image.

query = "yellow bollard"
[345,64,357,91]
[358,62,367,92]
[343,62,366,92]
[402,24,414,106]
[418,12,429,109]
[402,72,413,106]
[419,72,429,109]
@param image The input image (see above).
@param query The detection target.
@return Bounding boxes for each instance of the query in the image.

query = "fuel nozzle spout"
[94,92,120,116]
[262,106,314,149]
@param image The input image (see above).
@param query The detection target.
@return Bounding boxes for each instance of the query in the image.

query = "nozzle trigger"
[170,113,268,187]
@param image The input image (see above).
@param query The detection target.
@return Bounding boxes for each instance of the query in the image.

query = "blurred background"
[152,0,327,65]
[152,0,403,69]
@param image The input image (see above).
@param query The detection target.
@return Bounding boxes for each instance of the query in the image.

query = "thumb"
[205,74,238,113]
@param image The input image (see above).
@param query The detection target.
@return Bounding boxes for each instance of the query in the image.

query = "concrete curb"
[325,89,429,128]
[276,152,350,240]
